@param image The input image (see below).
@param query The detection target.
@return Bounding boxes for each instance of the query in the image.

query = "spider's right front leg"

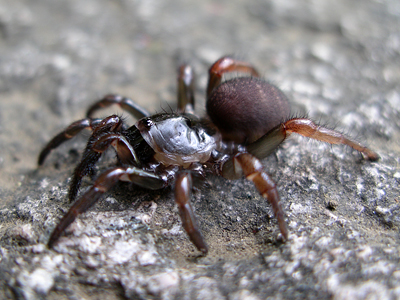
[48,166,168,248]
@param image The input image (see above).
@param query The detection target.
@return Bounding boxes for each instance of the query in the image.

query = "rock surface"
[0,0,399,299]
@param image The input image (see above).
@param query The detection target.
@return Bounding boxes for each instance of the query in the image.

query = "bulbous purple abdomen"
[206,77,291,144]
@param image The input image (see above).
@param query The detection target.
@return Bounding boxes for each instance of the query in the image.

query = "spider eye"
[144,118,154,129]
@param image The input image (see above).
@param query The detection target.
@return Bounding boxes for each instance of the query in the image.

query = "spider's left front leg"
[48,166,168,248]
[221,153,288,241]
[68,115,127,202]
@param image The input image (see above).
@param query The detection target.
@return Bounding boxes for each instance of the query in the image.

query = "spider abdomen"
[206,77,290,144]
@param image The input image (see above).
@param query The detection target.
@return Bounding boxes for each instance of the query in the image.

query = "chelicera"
[39,56,379,254]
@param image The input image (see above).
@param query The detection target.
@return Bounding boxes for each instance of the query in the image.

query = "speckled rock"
[0,0,399,299]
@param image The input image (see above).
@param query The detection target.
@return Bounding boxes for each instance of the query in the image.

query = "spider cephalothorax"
[39,56,379,254]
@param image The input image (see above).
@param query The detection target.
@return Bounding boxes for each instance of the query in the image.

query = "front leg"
[48,167,128,248]
[48,166,168,248]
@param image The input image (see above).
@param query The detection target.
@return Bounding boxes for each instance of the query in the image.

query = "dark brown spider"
[39,56,379,254]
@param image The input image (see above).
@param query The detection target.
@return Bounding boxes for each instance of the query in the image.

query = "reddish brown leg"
[207,56,260,96]
[48,166,168,248]
[175,171,208,254]
[38,118,102,165]
[246,118,379,161]
[283,118,379,161]
[177,64,195,114]
[223,153,288,240]
[86,94,150,119]
[48,167,127,248]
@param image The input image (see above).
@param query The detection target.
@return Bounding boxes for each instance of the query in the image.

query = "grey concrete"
[0,0,399,299]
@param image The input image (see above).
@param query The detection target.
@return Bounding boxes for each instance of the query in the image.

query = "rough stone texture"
[0,0,399,299]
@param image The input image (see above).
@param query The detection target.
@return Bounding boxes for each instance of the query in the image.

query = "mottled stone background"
[0,0,399,299]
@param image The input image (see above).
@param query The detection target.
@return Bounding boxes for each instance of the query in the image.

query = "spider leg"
[247,118,379,161]
[282,118,379,161]
[207,56,260,96]
[38,118,103,166]
[68,116,125,202]
[177,64,195,114]
[86,94,150,119]
[221,153,288,240]
[175,171,208,254]
[48,166,168,248]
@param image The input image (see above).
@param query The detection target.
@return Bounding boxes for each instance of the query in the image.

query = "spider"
[39,56,379,254]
